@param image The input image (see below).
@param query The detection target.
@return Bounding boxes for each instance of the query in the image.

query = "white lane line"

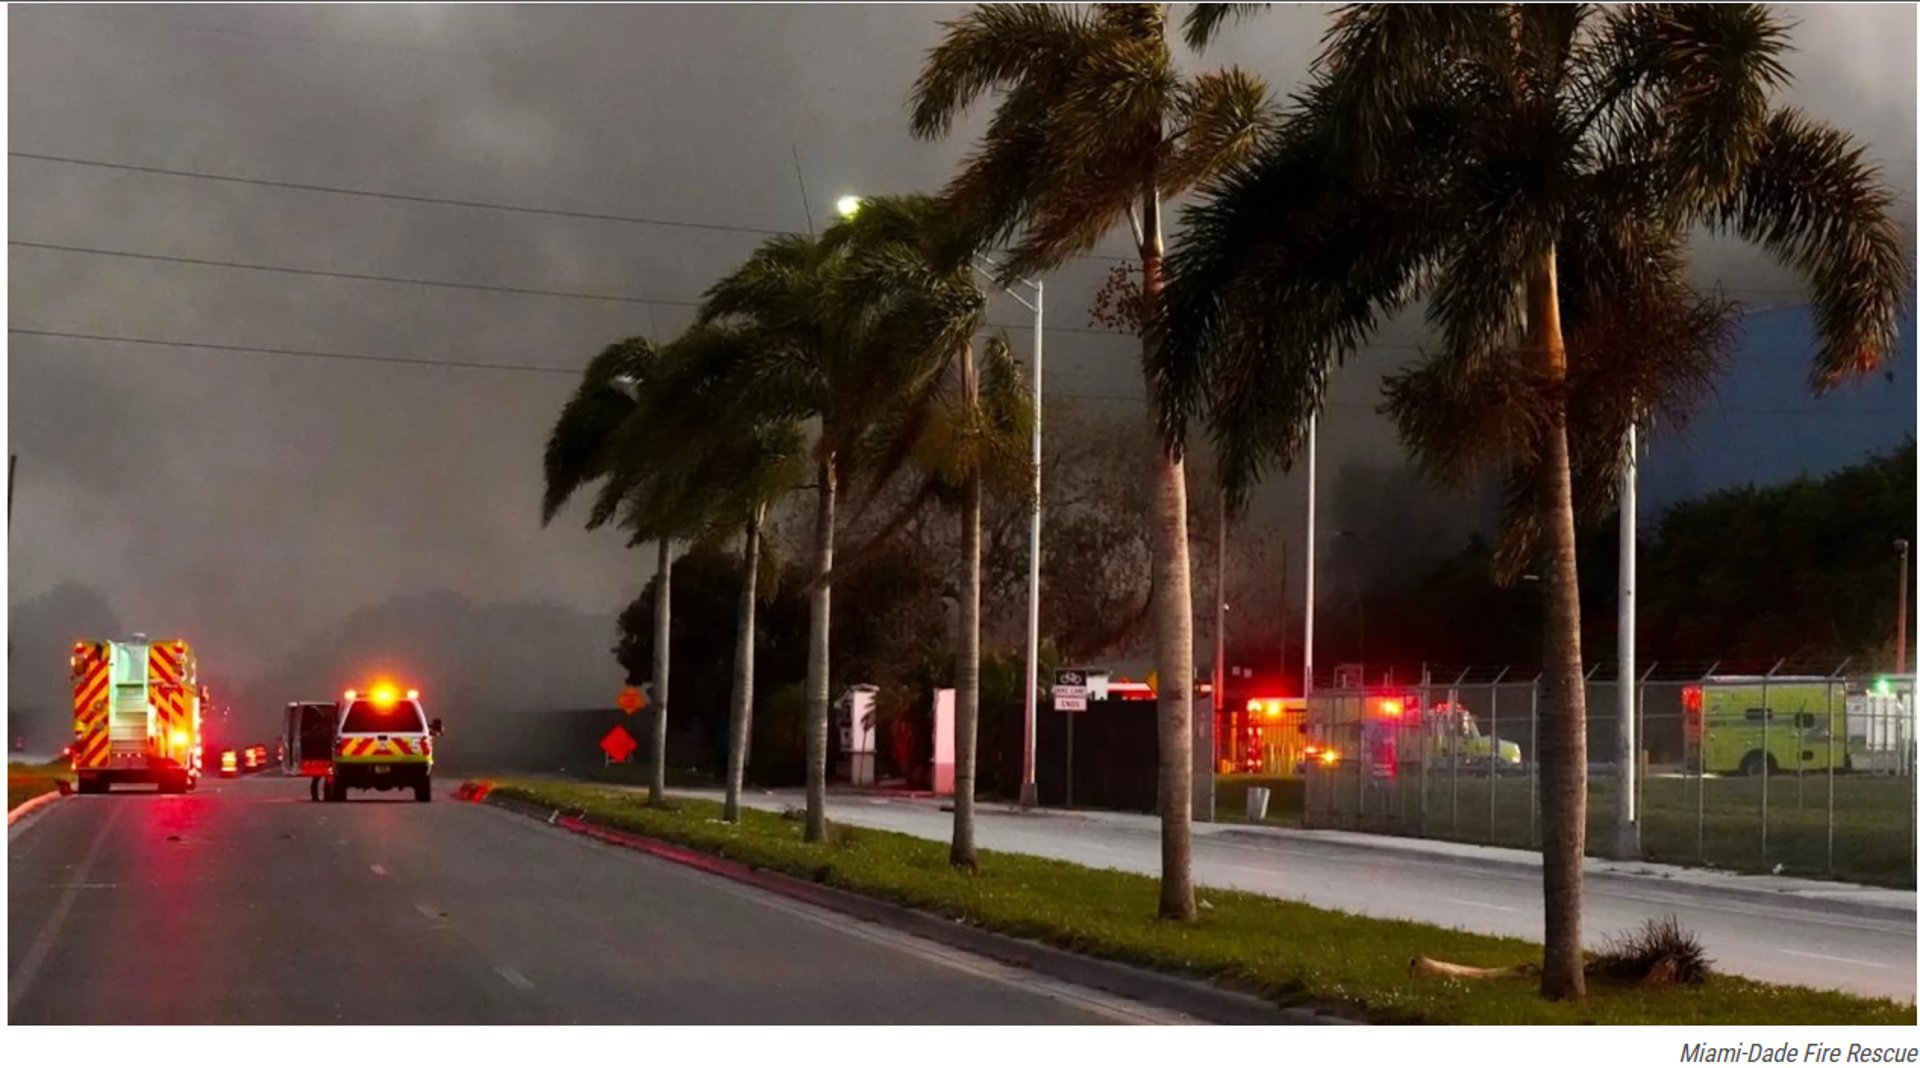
[415,903,444,921]
[370,864,388,876]
[1445,898,1522,913]
[1778,949,1890,969]
[494,966,536,990]
[10,802,120,1012]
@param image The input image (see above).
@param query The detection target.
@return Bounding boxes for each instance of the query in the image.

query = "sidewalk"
[691,786,1916,919]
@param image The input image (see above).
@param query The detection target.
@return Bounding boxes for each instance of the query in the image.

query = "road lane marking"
[494,966,536,990]
[1445,898,1523,913]
[1778,949,1890,969]
[9,801,120,1012]
[415,903,446,921]
[371,864,388,876]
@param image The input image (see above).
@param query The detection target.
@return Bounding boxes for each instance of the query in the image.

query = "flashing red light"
[1682,686,1703,714]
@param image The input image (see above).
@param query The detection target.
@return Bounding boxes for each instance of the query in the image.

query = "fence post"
[1697,660,1718,866]
[1529,674,1540,849]
[1761,659,1783,871]
[1420,666,1432,838]
[1825,669,1839,876]
[1450,670,1467,838]
[1490,667,1508,845]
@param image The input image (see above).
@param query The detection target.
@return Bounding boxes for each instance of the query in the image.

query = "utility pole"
[1018,278,1043,809]
[1896,541,1912,676]
[8,454,15,526]
[1614,422,1642,860]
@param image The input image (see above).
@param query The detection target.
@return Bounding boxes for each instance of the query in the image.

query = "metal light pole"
[1896,537,1912,672]
[1614,421,1642,859]
[841,195,1048,806]
[1303,416,1317,697]
[969,252,1044,809]
[1206,486,1225,823]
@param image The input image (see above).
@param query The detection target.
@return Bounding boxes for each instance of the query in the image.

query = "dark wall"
[1022,698,1160,813]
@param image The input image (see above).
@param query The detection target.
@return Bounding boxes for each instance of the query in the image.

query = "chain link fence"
[1298,662,1916,888]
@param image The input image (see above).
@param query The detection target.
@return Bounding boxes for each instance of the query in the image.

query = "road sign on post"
[601,725,637,764]
[618,685,645,715]
[1054,669,1088,712]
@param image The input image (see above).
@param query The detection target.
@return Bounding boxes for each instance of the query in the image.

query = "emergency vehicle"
[1216,696,1310,774]
[324,684,441,802]
[1683,676,1910,776]
[69,635,204,794]
[1304,690,1522,779]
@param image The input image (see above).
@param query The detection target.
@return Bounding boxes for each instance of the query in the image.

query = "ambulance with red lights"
[324,683,442,802]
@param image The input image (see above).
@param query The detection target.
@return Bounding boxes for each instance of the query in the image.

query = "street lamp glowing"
[835,194,862,219]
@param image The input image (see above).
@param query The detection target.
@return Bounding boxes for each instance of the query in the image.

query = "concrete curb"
[475,786,1357,1026]
[7,787,64,826]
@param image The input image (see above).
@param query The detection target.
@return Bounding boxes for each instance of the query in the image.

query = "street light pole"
[1897,539,1910,676]
[970,252,1044,809]
[1303,416,1317,698]
[1614,421,1641,859]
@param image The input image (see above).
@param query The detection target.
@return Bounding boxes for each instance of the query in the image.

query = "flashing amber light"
[1246,698,1261,713]
[1319,749,1340,765]
[169,728,189,748]
[371,684,399,707]
[344,689,358,702]
[174,641,186,651]
[406,689,420,701]
[1380,699,1404,717]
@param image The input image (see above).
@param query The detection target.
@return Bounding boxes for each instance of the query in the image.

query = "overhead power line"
[10,151,795,239]
[9,329,1907,417]
[7,238,1148,338]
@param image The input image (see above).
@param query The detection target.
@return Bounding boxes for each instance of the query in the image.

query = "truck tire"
[326,778,345,802]
[1738,750,1777,777]
[310,777,322,802]
[414,778,431,803]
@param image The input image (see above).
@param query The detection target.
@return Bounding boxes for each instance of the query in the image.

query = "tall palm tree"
[910,1,1270,919]
[1164,4,1908,997]
[699,233,954,843]
[541,336,680,805]
[820,194,1032,870]
[601,326,809,824]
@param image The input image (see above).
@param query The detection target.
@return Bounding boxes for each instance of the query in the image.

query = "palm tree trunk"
[650,537,672,807]
[724,504,765,824]
[1141,188,1196,921]
[804,455,837,844]
[1529,246,1588,1000]
[952,343,982,870]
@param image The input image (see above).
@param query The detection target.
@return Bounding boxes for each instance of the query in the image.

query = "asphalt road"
[7,776,1183,1024]
[694,789,1917,1003]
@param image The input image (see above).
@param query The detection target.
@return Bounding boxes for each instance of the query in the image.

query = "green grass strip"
[489,779,1912,1025]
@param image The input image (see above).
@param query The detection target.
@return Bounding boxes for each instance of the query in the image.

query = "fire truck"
[1303,689,1522,779]
[69,635,205,794]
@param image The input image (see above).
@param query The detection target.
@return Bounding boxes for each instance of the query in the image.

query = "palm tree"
[820,194,1033,870]
[699,232,954,843]
[910,1,1270,920]
[1164,4,1908,997]
[541,336,680,805]
[601,326,808,824]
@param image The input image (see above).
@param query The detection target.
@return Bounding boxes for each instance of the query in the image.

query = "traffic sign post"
[1053,669,1088,712]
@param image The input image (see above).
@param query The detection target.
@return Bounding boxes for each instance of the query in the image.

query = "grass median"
[8,760,70,811]
[486,777,1911,1025]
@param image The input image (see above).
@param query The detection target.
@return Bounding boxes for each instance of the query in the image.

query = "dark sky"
[8,4,1916,720]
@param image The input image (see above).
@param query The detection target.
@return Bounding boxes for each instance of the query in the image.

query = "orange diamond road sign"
[601,725,638,763]
[617,685,645,714]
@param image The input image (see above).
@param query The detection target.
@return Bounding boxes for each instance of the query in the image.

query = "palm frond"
[1181,3,1271,52]
[540,336,654,525]
[908,4,1095,139]
[1163,67,1273,194]
[1713,108,1911,390]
